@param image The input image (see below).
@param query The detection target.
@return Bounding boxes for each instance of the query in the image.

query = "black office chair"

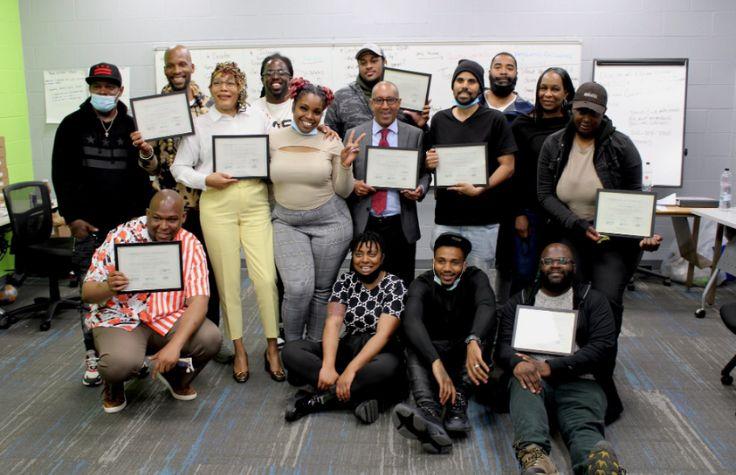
[0,181,78,331]
[720,303,736,416]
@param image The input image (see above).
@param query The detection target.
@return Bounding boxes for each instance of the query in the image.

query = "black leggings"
[406,341,471,411]
[282,333,404,403]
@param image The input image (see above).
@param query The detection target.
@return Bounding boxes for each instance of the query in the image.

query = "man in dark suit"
[345,81,430,285]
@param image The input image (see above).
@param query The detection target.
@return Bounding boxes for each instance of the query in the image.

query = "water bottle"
[720,168,732,210]
[642,161,653,192]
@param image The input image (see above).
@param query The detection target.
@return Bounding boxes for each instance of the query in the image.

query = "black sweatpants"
[282,333,405,403]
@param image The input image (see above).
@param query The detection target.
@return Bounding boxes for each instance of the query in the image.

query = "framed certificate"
[383,67,431,112]
[212,135,269,179]
[594,189,656,239]
[130,91,194,142]
[114,242,183,293]
[512,305,579,356]
[434,143,488,187]
[365,146,420,190]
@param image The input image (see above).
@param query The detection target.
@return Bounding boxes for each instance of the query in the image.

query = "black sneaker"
[586,440,626,474]
[392,403,452,454]
[284,391,333,422]
[353,399,379,424]
[444,392,471,434]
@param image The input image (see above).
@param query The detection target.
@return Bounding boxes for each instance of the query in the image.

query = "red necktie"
[371,128,390,215]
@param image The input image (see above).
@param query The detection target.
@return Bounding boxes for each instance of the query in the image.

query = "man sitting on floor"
[392,233,495,453]
[496,242,624,474]
[82,190,221,413]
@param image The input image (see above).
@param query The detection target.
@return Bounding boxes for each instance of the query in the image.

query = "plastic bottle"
[642,161,653,192]
[720,168,732,210]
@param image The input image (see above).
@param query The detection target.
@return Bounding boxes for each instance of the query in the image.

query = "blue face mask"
[433,269,463,291]
[90,93,118,113]
[453,97,480,109]
[290,120,318,136]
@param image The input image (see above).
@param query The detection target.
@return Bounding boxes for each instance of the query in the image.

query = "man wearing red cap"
[52,61,153,387]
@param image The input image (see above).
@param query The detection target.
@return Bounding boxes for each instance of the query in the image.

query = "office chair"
[720,302,736,416]
[0,181,78,331]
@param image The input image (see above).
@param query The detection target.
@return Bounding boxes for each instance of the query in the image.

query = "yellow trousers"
[199,180,278,340]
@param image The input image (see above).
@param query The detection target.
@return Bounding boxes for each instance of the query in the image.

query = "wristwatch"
[464,334,481,345]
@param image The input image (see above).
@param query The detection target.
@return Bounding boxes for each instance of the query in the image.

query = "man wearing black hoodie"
[497,243,624,475]
[52,62,152,387]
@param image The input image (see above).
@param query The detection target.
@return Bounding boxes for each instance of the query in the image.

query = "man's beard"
[540,270,573,294]
[455,89,479,105]
[490,75,517,98]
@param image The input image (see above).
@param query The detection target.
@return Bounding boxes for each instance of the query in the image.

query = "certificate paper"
[512,306,578,356]
[434,143,488,187]
[115,242,183,293]
[130,91,194,142]
[382,67,432,112]
[365,147,420,190]
[212,135,269,179]
[594,190,656,238]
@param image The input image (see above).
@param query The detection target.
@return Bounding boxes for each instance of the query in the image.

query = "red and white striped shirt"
[84,216,209,336]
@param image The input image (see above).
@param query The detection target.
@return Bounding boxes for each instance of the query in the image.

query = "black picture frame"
[382,66,432,113]
[130,90,195,142]
[114,241,183,294]
[511,305,579,357]
[433,143,489,188]
[211,134,270,180]
[594,189,657,239]
[364,146,421,191]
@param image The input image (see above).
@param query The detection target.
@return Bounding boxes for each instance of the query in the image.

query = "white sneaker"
[82,350,101,387]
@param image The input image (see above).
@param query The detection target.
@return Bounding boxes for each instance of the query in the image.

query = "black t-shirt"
[511,114,569,215]
[427,105,517,225]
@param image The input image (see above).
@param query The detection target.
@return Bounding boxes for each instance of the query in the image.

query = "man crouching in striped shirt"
[82,190,221,413]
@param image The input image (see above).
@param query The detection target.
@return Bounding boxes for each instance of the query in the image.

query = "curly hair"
[210,61,248,110]
[288,77,334,109]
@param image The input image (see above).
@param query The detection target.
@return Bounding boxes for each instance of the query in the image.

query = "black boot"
[444,392,471,434]
[284,391,334,422]
[392,402,452,454]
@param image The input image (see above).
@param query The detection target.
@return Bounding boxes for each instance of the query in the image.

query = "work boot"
[392,402,452,454]
[516,443,558,474]
[284,391,334,422]
[585,440,626,474]
[444,392,471,434]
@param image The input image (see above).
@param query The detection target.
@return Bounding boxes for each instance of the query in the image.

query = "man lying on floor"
[496,242,624,474]
[81,190,221,413]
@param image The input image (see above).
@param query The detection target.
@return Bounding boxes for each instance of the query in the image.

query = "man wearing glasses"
[495,242,624,474]
[251,53,294,129]
[344,81,429,285]
[325,43,429,139]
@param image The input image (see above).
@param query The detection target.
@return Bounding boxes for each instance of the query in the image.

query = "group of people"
[49,42,665,474]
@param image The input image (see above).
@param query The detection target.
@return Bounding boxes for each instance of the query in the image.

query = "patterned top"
[139,81,209,210]
[329,271,407,335]
[84,216,209,336]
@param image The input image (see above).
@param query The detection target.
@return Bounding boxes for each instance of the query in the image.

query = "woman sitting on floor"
[282,231,407,424]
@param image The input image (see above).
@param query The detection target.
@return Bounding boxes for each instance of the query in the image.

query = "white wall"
[18,0,736,259]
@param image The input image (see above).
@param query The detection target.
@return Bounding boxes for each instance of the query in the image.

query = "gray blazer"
[345,119,430,243]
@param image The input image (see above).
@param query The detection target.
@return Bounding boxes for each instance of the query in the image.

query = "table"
[692,208,736,317]
[657,205,711,288]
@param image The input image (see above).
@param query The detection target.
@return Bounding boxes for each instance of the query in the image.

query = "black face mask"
[540,269,574,294]
[490,74,517,98]
[352,262,383,284]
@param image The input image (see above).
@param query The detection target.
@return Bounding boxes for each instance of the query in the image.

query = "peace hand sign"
[340,130,366,167]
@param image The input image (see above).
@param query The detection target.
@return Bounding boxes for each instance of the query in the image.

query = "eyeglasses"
[540,257,573,266]
[371,97,400,106]
[262,70,291,78]
[212,80,238,89]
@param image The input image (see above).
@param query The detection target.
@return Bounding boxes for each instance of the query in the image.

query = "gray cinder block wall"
[18,0,736,260]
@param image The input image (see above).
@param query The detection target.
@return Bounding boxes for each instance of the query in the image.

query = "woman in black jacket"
[536,82,661,422]
[506,67,576,295]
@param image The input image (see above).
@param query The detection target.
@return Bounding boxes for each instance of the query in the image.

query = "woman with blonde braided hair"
[172,61,283,383]
[270,77,364,344]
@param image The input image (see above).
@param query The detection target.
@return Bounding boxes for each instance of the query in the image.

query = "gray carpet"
[1,274,735,474]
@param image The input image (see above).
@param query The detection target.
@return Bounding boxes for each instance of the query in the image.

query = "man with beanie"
[425,59,517,279]
[392,233,495,454]
[52,62,152,387]
[325,43,429,138]
[482,52,534,122]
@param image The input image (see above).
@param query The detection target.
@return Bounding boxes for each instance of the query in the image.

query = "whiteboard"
[593,59,688,187]
[43,68,132,124]
[154,41,581,114]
